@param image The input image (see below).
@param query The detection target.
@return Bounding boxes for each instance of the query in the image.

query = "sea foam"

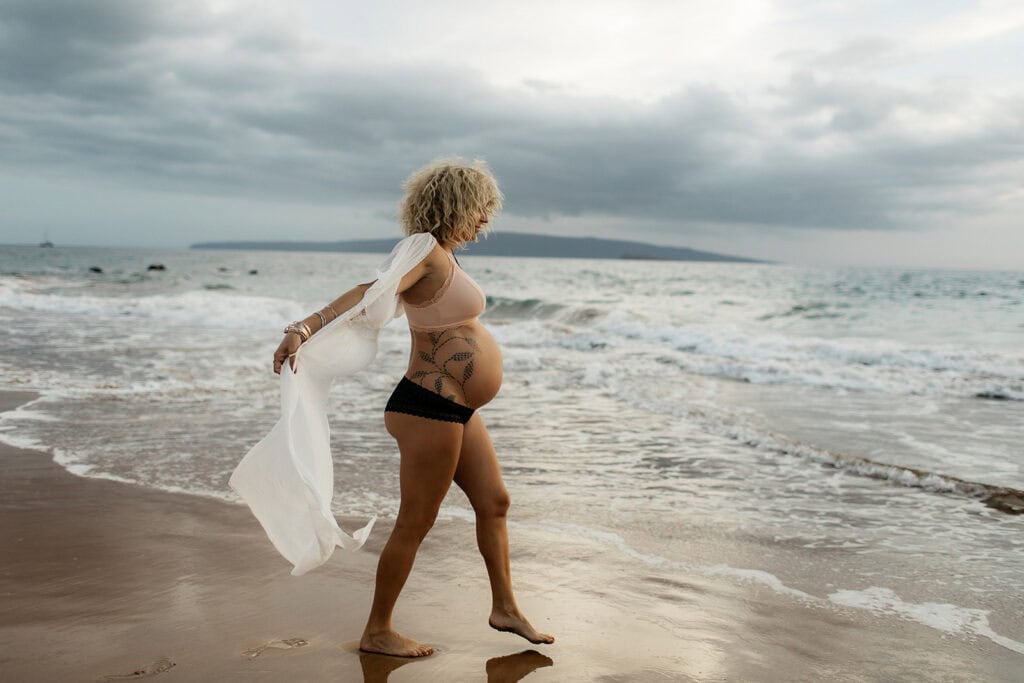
[829,586,1024,655]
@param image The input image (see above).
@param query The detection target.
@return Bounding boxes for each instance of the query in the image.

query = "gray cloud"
[1,1,1021,240]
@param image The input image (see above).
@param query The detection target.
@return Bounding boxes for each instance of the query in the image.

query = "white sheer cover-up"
[229,233,437,576]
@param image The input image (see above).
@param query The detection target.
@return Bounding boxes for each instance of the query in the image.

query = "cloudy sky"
[1,0,1021,268]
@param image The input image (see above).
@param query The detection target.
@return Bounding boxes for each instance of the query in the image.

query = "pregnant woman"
[271,159,555,658]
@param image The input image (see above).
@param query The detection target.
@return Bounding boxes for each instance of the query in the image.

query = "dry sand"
[1,390,1020,682]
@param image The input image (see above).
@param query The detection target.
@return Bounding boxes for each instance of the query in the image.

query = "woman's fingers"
[273,340,299,374]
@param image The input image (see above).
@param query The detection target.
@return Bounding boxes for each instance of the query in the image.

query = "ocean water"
[2,243,1023,658]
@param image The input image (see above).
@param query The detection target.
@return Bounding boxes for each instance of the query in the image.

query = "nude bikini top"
[403,249,486,331]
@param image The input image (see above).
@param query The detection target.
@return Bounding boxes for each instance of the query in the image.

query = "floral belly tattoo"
[410,329,480,403]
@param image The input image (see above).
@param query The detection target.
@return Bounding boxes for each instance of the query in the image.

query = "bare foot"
[359,629,434,657]
[488,609,555,645]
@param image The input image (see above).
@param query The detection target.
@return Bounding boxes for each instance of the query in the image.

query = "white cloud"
[305,0,778,101]
[913,0,1024,49]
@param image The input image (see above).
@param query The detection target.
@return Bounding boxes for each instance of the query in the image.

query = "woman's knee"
[394,508,439,540]
[477,489,511,519]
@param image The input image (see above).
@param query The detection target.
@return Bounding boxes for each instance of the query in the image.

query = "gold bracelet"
[284,321,312,342]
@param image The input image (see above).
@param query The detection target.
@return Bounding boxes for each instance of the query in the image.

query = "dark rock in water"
[984,491,1024,515]
[147,264,166,271]
[975,391,1011,401]
[89,266,103,274]
[248,269,258,275]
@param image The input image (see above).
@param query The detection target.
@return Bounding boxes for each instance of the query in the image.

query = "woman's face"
[475,213,489,234]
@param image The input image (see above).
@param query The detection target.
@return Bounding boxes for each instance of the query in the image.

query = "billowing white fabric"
[229,232,437,576]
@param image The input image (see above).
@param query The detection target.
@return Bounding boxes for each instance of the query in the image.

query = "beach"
[2,388,1021,682]
[2,0,1022,678]
[2,246,1024,681]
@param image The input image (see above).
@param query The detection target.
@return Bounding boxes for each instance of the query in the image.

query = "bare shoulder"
[415,240,450,273]
[397,240,447,294]
[398,233,446,268]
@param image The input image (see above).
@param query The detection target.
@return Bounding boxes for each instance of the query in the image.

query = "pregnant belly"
[406,321,502,409]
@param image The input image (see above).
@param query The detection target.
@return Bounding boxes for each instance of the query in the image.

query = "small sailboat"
[39,231,54,248]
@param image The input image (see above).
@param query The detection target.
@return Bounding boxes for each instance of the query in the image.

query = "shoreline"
[2,390,1022,681]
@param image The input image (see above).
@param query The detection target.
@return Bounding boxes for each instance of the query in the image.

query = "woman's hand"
[273,332,302,374]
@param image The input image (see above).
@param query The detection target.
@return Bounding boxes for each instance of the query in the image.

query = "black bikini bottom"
[385,376,475,424]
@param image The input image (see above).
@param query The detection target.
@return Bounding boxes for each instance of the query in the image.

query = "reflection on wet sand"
[358,649,554,683]
[358,650,416,683]
[486,650,554,683]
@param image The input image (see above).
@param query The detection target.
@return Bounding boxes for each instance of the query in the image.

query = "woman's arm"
[272,251,436,373]
[273,281,374,374]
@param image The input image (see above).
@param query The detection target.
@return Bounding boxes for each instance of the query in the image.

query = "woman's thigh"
[453,413,509,510]
[386,412,464,519]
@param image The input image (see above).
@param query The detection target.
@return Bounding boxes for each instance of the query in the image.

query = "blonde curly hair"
[400,157,503,245]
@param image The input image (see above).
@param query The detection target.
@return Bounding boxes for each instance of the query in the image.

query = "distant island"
[191,232,765,263]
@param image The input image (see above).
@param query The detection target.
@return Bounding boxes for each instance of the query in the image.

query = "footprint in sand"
[102,657,176,679]
[242,637,309,658]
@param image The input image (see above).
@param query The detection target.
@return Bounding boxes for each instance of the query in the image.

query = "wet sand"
[1,390,1021,682]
